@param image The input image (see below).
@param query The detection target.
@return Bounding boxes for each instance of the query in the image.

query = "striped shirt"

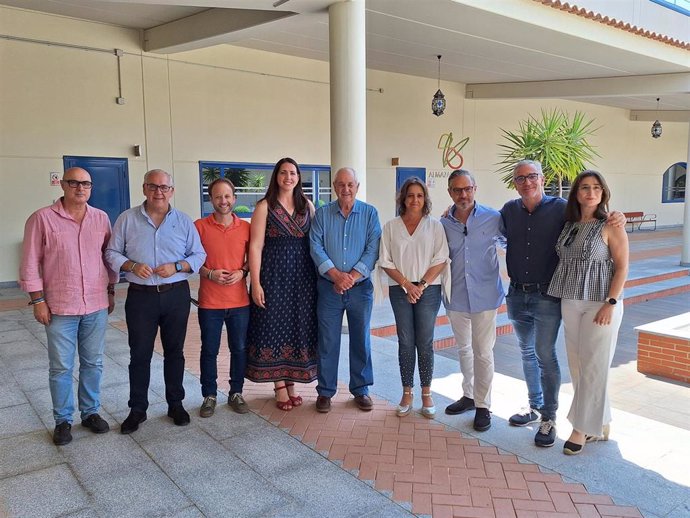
[547,219,615,302]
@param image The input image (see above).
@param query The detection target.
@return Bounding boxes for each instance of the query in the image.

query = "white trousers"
[561,299,623,436]
[447,309,497,409]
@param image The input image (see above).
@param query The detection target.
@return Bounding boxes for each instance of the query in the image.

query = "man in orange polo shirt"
[195,178,251,417]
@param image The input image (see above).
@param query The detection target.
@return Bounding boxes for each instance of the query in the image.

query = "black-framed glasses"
[563,227,579,247]
[450,186,475,195]
[63,180,93,189]
[513,173,540,185]
[145,183,173,193]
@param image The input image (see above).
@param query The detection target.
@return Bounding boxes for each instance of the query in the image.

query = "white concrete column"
[329,0,367,199]
[681,123,690,266]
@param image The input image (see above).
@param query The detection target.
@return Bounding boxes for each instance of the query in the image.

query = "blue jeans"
[389,285,441,387]
[45,309,108,424]
[198,306,249,396]
[505,287,562,420]
[316,277,374,398]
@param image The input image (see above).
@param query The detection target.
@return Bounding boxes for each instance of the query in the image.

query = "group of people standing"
[20,158,627,457]
[381,160,628,455]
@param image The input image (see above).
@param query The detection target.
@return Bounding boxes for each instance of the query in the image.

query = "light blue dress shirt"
[441,202,505,313]
[105,203,206,285]
[309,199,381,281]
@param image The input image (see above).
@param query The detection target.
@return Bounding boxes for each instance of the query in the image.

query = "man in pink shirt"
[20,167,118,446]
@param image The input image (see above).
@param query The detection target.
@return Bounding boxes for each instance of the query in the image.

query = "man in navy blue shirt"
[501,160,566,448]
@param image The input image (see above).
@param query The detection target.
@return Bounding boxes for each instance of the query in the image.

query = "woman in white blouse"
[379,177,450,418]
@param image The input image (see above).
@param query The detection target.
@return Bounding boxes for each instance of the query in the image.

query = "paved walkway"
[1,228,689,517]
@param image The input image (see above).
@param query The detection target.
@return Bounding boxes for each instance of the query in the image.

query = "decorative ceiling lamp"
[651,97,662,139]
[432,55,446,117]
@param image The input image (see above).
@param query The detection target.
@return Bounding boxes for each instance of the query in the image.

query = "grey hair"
[144,169,174,186]
[512,160,542,177]
[334,167,359,184]
[448,169,475,187]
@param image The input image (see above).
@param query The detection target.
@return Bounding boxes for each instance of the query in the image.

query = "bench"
[623,211,657,232]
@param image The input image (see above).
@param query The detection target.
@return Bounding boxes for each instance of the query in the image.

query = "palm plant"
[497,109,600,197]
[201,167,250,187]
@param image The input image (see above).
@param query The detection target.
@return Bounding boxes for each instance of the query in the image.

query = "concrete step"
[372,272,690,348]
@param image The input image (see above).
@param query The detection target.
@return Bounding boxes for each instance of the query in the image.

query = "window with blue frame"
[650,0,690,16]
[662,162,686,203]
[199,161,332,217]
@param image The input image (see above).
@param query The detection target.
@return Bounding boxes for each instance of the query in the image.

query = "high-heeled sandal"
[396,389,413,417]
[284,382,303,406]
[274,385,293,411]
[421,391,436,419]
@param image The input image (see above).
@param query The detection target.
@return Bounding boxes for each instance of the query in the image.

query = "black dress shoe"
[167,406,190,426]
[120,411,147,435]
[82,413,110,434]
[53,422,72,445]
[445,396,476,415]
[473,408,492,432]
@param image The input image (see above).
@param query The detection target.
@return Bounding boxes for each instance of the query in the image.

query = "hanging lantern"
[651,97,662,139]
[432,55,446,117]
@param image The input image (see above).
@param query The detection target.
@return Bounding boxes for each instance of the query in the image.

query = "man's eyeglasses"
[145,183,173,193]
[563,227,579,247]
[513,173,540,185]
[63,180,93,189]
[450,186,475,195]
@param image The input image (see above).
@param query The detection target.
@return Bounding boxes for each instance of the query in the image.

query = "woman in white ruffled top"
[379,177,450,418]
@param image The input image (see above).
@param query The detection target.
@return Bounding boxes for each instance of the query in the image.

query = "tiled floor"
[1,227,689,517]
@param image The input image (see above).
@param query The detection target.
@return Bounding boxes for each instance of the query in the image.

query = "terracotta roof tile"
[534,0,690,50]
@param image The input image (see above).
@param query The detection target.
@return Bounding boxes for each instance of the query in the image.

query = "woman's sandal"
[284,382,303,406]
[274,385,293,411]
[396,389,413,417]
[421,391,436,419]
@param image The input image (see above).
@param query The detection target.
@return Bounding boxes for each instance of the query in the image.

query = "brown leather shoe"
[315,395,331,413]
[353,394,373,411]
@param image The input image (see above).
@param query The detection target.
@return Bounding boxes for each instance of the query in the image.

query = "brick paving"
[105,312,646,517]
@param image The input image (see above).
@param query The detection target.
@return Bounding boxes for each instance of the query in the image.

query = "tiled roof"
[534,0,690,50]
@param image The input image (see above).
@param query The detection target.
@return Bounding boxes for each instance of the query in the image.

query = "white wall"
[0,5,687,283]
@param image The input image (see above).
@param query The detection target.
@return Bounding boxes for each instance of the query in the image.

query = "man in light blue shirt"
[441,170,505,432]
[310,167,381,413]
[106,169,206,434]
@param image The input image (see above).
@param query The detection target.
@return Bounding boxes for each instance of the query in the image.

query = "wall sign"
[438,132,469,170]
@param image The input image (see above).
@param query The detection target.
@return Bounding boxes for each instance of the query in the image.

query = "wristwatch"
[242,268,249,278]
[419,279,429,289]
[607,297,617,305]
[175,261,183,273]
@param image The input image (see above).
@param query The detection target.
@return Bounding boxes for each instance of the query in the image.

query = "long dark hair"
[565,170,610,223]
[262,157,308,214]
[397,176,431,216]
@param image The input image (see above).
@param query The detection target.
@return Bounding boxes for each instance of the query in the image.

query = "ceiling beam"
[144,8,296,54]
[630,110,690,122]
[466,73,690,100]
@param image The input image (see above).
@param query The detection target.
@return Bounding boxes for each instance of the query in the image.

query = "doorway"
[63,156,130,226]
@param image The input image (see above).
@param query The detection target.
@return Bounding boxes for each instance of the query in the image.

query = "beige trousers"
[561,299,623,436]
[447,309,497,409]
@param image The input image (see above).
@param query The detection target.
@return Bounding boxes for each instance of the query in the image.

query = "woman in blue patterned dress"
[245,158,318,411]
